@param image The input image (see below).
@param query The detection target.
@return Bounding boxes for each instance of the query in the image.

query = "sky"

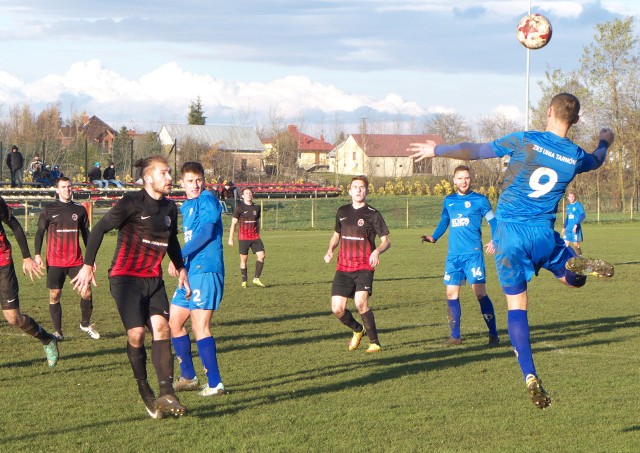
[0,1,638,140]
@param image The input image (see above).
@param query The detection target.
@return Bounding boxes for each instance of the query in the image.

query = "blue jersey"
[180,190,224,275]
[492,131,594,227]
[564,201,585,230]
[433,191,493,256]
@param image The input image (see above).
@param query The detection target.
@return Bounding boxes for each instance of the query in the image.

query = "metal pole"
[42,140,46,165]
[85,139,88,183]
[130,139,134,180]
[174,139,177,174]
[524,0,532,131]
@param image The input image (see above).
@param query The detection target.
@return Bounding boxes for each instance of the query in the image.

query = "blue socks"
[507,309,536,380]
[447,299,461,339]
[197,336,222,388]
[478,295,498,337]
[172,334,196,380]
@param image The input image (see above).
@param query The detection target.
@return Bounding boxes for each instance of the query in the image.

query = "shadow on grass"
[189,314,639,418]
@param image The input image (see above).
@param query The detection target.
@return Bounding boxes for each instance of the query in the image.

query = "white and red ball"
[516,14,552,49]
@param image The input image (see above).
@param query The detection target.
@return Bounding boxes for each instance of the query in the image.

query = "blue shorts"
[494,222,572,291]
[563,228,583,243]
[443,253,486,286]
[172,272,224,311]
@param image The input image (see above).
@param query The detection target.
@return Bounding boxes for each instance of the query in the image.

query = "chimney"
[288,125,297,133]
[320,134,325,142]
[82,114,89,125]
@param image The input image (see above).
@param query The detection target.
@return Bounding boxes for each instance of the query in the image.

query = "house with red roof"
[285,125,334,171]
[58,114,117,152]
[328,133,459,177]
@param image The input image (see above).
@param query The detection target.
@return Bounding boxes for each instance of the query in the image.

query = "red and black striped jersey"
[84,190,180,278]
[0,197,32,267]
[232,202,261,240]
[334,203,390,272]
[0,199,14,266]
[35,201,89,267]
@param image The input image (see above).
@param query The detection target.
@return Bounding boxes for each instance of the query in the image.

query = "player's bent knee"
[3,309,20,325]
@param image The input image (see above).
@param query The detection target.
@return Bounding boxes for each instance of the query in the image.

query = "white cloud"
[427,105,457,114]
[0,60,429,129]
[491,104,522,121]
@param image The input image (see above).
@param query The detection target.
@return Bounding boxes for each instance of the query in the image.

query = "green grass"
[1,224,639,451]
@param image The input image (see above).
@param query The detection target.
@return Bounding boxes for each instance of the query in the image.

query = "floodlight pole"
[525,0,532,131]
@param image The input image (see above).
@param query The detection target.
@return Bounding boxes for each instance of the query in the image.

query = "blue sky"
[0,1,638,139]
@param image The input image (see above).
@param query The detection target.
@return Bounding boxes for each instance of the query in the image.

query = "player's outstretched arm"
[407,141,437,162]
[599,128,614,146]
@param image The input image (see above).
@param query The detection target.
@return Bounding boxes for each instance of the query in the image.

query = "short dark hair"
[453,165,470,176]
[550,93,580,124]
[56,176,72,187]
[180,161,205,178]
[241,187,253,195]
[134,155,169,179]
[350,175,369,188]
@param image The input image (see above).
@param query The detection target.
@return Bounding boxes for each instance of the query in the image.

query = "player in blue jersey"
[421,165,499,347]
[408,93,615,409]
[562,192,586,256]
[169,162,226,397]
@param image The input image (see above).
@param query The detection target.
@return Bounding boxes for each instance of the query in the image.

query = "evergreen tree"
[187,97,207,125]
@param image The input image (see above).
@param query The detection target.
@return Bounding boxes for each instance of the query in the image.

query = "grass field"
[1,223,639,452]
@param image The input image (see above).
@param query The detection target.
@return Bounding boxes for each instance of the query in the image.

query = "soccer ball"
[516,14,552,49]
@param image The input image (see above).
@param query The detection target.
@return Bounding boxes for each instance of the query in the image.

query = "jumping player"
[421,165,499,347]
[324,175,391,353]
[170,162,226,397]
[72,155,190,419]
[34,177,100,341]
[228,187,266,288]
[0,196,58,367]
[409,93,615,409]
[562,191,586,256]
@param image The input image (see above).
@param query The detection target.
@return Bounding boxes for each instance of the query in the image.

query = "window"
[241,159,248,171]
[352,152,356,160]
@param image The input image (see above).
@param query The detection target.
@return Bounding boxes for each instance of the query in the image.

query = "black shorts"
[109,276,169,330]
[0,263,20,310]
[331,270,374,298]
[239,239,265,255]
[47,265,83,289]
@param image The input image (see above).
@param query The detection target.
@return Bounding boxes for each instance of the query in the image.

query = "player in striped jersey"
[34,177,99,341]
[0,196,58,367]
[324,176,391,353]
[72,155,191,418]
[228,187,266,287]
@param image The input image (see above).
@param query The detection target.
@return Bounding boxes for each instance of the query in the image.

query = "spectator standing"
[88,162,107,188]
[103,162,124,188]
[6,145,24,188]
